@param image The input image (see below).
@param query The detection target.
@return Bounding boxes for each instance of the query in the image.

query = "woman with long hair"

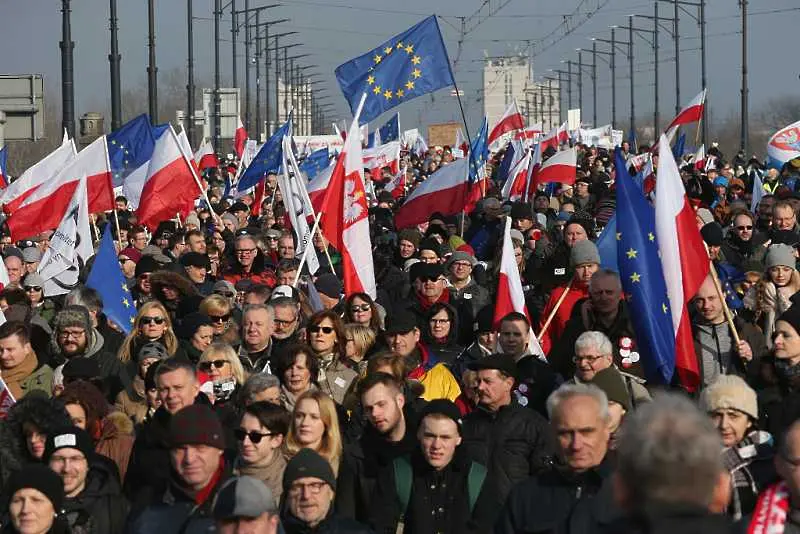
[306,311,358,406]
[199,294,240,346]
[273,344,319,411]
[343,293,383,333]
[117,302,182,366]
[744,244,800,346]
[285,390,343,474]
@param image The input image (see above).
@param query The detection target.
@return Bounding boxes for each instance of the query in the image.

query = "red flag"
[534,147,577,187]
[665,89,706,133]
[251,178,266,217]
[488,100,525,145]
[0,375,15,419]
[6,136,113,240]
[136,126,203,231]
[319,103,376,298]
[194,139,220,172]
[234,117,247,158]
[514,123,543,142]
[394,157,468,229]
[0,137,76,213]
[500,149,531,202]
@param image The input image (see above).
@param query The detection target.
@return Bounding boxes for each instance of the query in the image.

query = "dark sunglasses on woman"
[140,316,166,326]
[199,359,228,371]
[234,428,275,443]
[308,325,334,334]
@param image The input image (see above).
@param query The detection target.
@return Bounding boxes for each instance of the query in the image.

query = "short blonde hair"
[344,323,376,361]
[199,294,231,316]
[199,342,247,385]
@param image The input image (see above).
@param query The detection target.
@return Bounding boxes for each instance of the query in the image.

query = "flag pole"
[171,125,218,225]
[537,278,573,341]
[294,212,323,287]
[702,243,742,347]
[112,209,123,245]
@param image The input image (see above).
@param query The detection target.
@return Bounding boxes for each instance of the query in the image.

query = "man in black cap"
[213,476,280,534]
[180,251,214,296]
[314,273,343,311]
[700,222,726,262]
[406,262,473,346]
[453,305,495,379]
[369,399,497,533]
[229,201,250,229]
[461,353,557,503]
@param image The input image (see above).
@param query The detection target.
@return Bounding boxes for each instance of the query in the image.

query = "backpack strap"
[393,456,413,515]
[467,461,488,513]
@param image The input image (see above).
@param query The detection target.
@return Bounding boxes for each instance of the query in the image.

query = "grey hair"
[546,383,610,422]
[574,331,613,357]
[588,269,622,293]
[615,392,724,509]
[242,303,275,321]
[242,373,281,402]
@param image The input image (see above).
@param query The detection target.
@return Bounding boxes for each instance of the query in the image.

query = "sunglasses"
[736,225,753,231]
[210,314,231,323]
[308,325,334,334]
[24,286,42,292]
[420,276,444,283]
[350,304,371,313]
[199,359,228,371]
[234,428,275,444]
[140,316,166,326]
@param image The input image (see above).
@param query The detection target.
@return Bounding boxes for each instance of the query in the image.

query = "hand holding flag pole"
[702,242,742,348]
[537,279,573,341]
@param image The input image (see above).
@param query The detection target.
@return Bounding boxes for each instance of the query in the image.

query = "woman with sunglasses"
[117,302,185,371]
[198,343,247,404]
[343,324,376,373]
[199,294,240,346]
[306,311,358,406]
[234,401,290,507]
[285,390,343,474]
[343,293,383,333]
[273,344,320,411]
[22,273,57,325]
[422,302,463,367]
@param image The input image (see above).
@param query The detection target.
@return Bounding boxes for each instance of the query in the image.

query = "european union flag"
[335,16,455,124]
[672,132,686,160]
[107,114,156,187]
[716,262,745,310]
[237,114,292,191]
[378,113,400,143]
[495,141,516,187]
[615,147,676,385]
[299,148,329,180]
[596,213,619,272]
[0,145,8,188]
[86,226,136,334]
[468,117,488,184]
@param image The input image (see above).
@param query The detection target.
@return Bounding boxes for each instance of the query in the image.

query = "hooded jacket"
[149,271,200,321]
[62,456,129,534]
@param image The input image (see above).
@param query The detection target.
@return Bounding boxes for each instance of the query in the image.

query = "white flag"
[279,136,320,274]
[37,175,93,297]
[751,171,764,214]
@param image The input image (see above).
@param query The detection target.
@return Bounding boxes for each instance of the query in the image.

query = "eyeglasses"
[452,261,472,269]
[234,428,275,444]
[140,316,166,326]
[199,359,229,371]
[235,248,257,255]
[58,330,85,340]
[736,225,753,231]
[308,325,334,334]
[288,481,327,497]
[420,276,444,283]
[430,318,450,325]
[210,314,231,323]
[266,236,279,241]
[350,304,371,313]
[274,317,296,327]
[24,286,42,292]
[118,258,132,265]
[572,354,607,364]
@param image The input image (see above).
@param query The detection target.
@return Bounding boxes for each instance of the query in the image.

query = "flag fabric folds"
[107,114,157,188]
[614,147,676,386]
[488,100,525,146]
[534,147,577,187]
[0,146,7,189]
[0,137,76,212]
[378,113,400,143]
[237,115,291,192]
[195,139,220,172]
[279,136,320,275]
[394,157,469,229]
[665,89,706,134]
[466,117,489,211]
[299,148,330,180]
[335,15,455,124]
[86,226,137,334]
[234,116,247,158]
[767,120,800,169]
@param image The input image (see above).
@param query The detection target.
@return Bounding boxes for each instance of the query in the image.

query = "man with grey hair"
[242,373,281,405]
[222,234,278,288]
[603,392,733,533]
[495,383,621,533]
[239,304,276,373]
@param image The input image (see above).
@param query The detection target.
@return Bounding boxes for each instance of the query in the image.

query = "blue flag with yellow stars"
[106,114,156,188]
[468,117,489,184]
[237,113,292,192]
[615,146,676,385]
[335,15,455,124]
[378,113,400,143]
[86,226,136,334]
[299,147,330,180]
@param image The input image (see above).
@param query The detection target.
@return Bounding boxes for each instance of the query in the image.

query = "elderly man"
[281,448,373,533]
[238,304,276,374]
[213,476,281,534]
[601,393,733,532]
[0,320,52,399]
[496,383,621,533]
[447,251,489,317]
[241,373,281,405]
[462,354,557,503]
[127,405,231,532]
[223,234,277,288]
[277,233,296,260]
[3,253,23,288]
[773,200,799,234]
[271,296,300,355]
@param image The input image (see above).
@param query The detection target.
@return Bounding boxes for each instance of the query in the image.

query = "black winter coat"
[495,458,620,534]
[595,504,734,534]
[62,459,129,534]
[282,512,375,534]
[460,403,557,501]
[123,405,172,503]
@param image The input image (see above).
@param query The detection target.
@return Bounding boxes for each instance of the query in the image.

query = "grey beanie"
[22,273,45,288]
[765,244,796,270]
[53,305,92,333]
[570,239,601,267]
[446,251,477,269]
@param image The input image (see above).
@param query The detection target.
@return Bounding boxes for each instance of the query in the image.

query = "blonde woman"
[285,390,342,474]
[199,294,240,346]
[744,244,800,346]
[343,323,376,373]
[198,342,247,408]
[117,302,182,364]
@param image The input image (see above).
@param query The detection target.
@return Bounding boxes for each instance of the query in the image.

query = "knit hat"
[283,448,337,491]
[765,244,796,270]
[5,465,64,512]
[135,255,161,277]
[510,203,533,220]
[118,247,142,264]
[53,305,92,334]
[222,213,239,227]
[185,213,201,228]
[397,229,422,249]
[418,237,442,257]
[509,229,525,243]
[137,341,170,363]
[589,367,631,411]
[446,251,477,269]
[213,280,236,297]
[700,222,724,247]
[314,273,342,299]
[778,306,800,337]
[699,375,758,420]
[180,251,210,269]
[170,404,225,449]
[44,426,95,462]
[713,176,729,188]
[570,240,601,267]
[22,247,42,263]
[420,399,463,433]
[22,273,45,288]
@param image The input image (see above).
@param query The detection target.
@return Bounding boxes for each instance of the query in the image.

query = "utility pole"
[574,50,595,125]
[109,0,121,131]
[674,0,680,114]
[271,34,298,128]
[254,12,262,141]
[592,41,597,127]
[567,60,573,109]
[213,0,221,150]
[741,0,748,154]
[60,0,75,139]
[577,50,583,115]
[632,10,662,134]
[590,39,614,126]
[147,0,157,123]
[629,16,635,138]
[700,0,707,144]
[230,0,236,90]
[244,0,250,132]
[186,0,195,146]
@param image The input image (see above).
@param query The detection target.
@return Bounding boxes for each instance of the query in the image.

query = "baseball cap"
[213,476,277,519]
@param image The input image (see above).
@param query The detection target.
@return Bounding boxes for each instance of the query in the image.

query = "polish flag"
[455,128,469,156]
[488,100,525,146]
[493,217,544,355]
[194,139,220,172]
[394,157,469,229]
[524,142,543,201]
[654,134,709,392]
[0,137,77,214]
[177,128,201,177]
[539,123,562,153]
[384,167,406,200]
[514,123,543,142]
[501,149,531,202]
[234,116,247,158]
[363,141,401,182]
[665,89,706,134]
[691,144,706,171]
[319,100,376,298]
[136,126,203,231]
[6,136,113,241]
[307,161,336,213]
[534,147,577,187]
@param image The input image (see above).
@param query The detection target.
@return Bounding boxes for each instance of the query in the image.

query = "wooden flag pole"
[537,278,573,341]
[706,256,742,347]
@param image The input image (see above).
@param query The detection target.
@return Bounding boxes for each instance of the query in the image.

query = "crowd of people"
[2,137,800,533]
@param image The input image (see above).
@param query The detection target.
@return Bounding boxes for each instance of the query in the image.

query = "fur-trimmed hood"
[149,270,199,301]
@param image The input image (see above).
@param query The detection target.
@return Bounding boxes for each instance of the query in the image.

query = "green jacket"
[19,364,54,398]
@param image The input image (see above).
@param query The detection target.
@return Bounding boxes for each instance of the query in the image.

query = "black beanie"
[418,237,442,257]
[5,465,65,512]
[135,255,160,278]
[700,222,724,247]
[778,306,800,336]
[44,426,95,463]
[283,448,337,491]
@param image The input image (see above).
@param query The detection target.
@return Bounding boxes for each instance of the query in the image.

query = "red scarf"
[194,457,225,506]
[415,289,450,310]
[748,481,790,534]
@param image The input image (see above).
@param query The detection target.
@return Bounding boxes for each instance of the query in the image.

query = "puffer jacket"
[62,457,129,534]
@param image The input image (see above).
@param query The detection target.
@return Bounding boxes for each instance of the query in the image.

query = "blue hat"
[713,176,729,188]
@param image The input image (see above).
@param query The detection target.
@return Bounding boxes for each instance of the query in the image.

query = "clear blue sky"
[1,0,797,136]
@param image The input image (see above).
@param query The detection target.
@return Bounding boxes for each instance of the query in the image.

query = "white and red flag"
[501,148,531,202]
[383,167,406,200]
[665,89,706,135]
[6,136,113,240]
[539,121,569,153]
[691,144,706,171]
[0,376,15,419]
[194,139,220,172]
[362,141,401,182]
[394,157,469,229]
[307,161,336,213]
[488,100,525,146]
[514,123,543,144]
[654,134,709,392]
[136,126,203,231]
[319,99,376,298]
[533,147,577,187]
[234,116,248,158]
[455,128,469,156]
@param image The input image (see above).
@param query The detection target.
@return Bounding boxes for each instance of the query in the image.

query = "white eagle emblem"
[344,179,365,223]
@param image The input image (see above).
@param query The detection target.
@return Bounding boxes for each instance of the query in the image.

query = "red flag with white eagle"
[319,99,376,298]
[234,116,247,158]
[534,147,577,187]
[488,100,525,146]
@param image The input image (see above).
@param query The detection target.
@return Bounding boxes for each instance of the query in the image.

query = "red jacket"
[539,280,590,355]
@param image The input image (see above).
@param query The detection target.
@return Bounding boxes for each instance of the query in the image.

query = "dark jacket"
[495,458,620,534]
[369,450,498,534]
[761,366,800,439]
[515,353,560,418]
[721,231,768,271]
[122,405,173,502]
[460,402,557,501]
[450,278,491,318]
[406,292,474,347]
[62,457,129,534]
[596,504,734,534]
[692,315,766,389]
[282,511,375,534]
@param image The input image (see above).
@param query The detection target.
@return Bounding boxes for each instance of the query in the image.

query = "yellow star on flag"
[396,89,404,98]
[121,283,128,292]
[662,302,669,314]
[411,55,421,65]
[384,46,393,55]
[616,232,622,241]
[383,89,393,100]
[367,75,375,85]
[374,54,382,64]
[630,272,641,283]
[405,80,415,90]
[122,298,130,308]
[373,85,382,95]
[404,44,413,54]
[648,232,655,242]
[626,248,638,259]
[396,41,404,50]
[412,68,422,79]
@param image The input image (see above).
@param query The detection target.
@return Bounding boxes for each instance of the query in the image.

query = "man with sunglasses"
[722,210,769,271]
[406,262,474,347]
[222,235,277,289]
